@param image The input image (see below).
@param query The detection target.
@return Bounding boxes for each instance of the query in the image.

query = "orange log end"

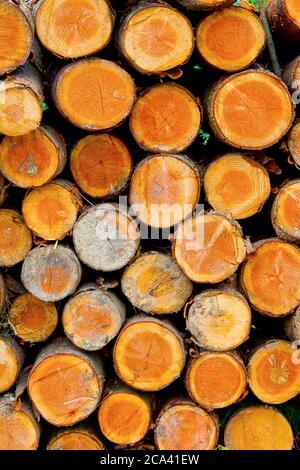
[130,84,201,153]
[0,400,39,450]
[70,134,132,198]
[248,340,300,404]
[47,428,105,450]
[98,391,151,445]
[241,239,300,316]
[0,337,23,393]
[288,120,300,167]
[272,179,300,242]
[0,209,32,267]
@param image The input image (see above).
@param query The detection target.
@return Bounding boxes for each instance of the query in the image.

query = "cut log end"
[248,340,300,404]
[8,293,58,343]
[0,397,39,450]
[73,204,140,272]
[47,427,105,450]
[121,252,193,315]
[204,153,271,219]
[98,391,151,445]
[130,154,200,229]
[174,212,246,283]
[0,0,33,76]
[0,209,32,267]
[130,84,201,153]
[113,316,186,391]
[287,120,300,167]
[22,181,82,241]
[155,401,218,450]
[70,134,132,199]
[206,70,295,150]
[186,289,251,351]
[53,59,136,131]
[119,4,194,74]
[241,239,300,316]
[175,0,235,11]
[0,336,24,394]
[36,0,115,59]
[21,245,82,302]
[283,56,300,96]
[224,406,294,450]
[186,351,247,409]
[63,286,125,351]
[272,179,300,242]
[28,339,105,426]
[0,127,67,189]
[196,7,266,72]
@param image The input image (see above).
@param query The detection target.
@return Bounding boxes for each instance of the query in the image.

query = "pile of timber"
[0,0,300,451]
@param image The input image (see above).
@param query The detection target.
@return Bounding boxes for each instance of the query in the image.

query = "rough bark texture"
[267,0,300,43]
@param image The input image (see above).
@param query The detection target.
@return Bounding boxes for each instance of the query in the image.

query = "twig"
[259,0,281,77]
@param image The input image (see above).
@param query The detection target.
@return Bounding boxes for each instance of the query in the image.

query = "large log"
[130,84,202,153]
[35,0,115,59]
[113,316,186,391]
[62,284,126,351]
[53,58,136,131]
[118,2,194,75]
[241,239,300,317]
[173,212,246,283]
[0,335,24,393]
[0,127,67,189]
[185,289,251,351]
[121,252,193,315]
[196,6,266,72]
[0,64,43,136]
[248,339,300,404]
[267,0,300,43]
[205,69,295,150]
[73,203,140,272]
[21,245,82,302]
[224,405,294,450]
[154,400,219,450]
[204,153,271,219]
[0,209,32,267]
[28,338,105,426]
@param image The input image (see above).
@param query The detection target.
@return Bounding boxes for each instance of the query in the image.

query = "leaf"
[193,64,202,71]
[199,129,211,146]
[43,101,49,112]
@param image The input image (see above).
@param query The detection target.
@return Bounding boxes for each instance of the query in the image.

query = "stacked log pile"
[0,0,300,451]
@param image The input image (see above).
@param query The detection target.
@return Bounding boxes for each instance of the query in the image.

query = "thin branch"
[259,0,282,78]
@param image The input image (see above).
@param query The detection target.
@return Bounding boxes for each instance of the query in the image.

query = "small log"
[204,153,271,219]
[224,405,294,450]
[272,179,300,242]
[0,0,33,76]
[283,55,300,96]
[175,0,234,11]
[130,84,202,153]
[0,395,40,450]
[267,0,300,43]
[241,239,300,317]
[53,58,136,131]
[284,305,300,341]
[0,272,6,313]
[154,400,219,450]
[248,339,300,404]
[129,154,201,228]
[196,6,266,72]
[73,203,140,272]
[113,315,186,391]
[186,350,247,409]
[287,119,300,167]
[70,134,132,199]
[121,252,193,315]
[28,338,105,426]
[8,293,58,343]
[98,383,152,445]
[35,0,115,59]
[0,64,43,136]
[47,425,105,450]
[0,126,67,189]
[185,289,251,351]
[173,212,246,283]
[21,245,82,302]
[22,180,83,241]
[205,69,295,150]
[0,209,32,267]
[62,284,126,351]
[118,2,194,75]
[0,335,24,393]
